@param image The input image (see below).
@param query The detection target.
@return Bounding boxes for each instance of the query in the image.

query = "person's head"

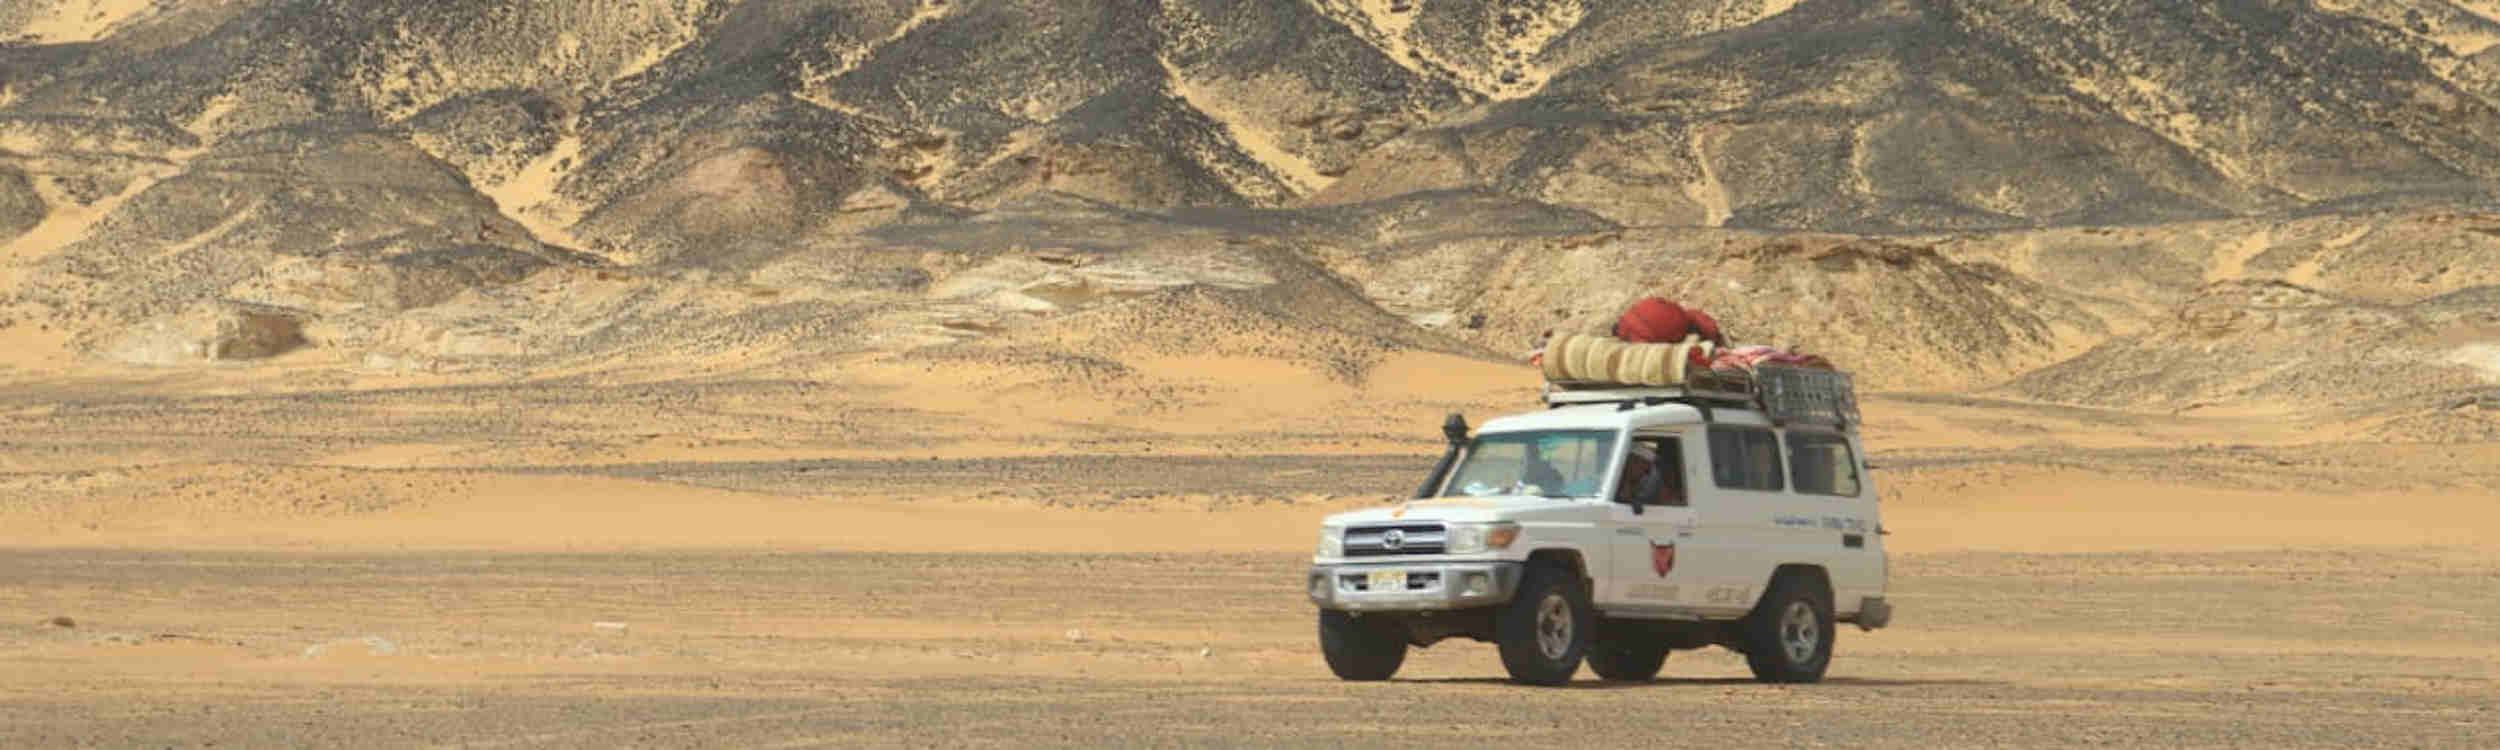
[1613,443,1654,500]
[1624,443,1656,476]
[1524,435,1566,472]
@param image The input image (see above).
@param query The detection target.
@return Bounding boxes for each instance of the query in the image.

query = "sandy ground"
[3,350,2497,747]
[3,546,2494,748]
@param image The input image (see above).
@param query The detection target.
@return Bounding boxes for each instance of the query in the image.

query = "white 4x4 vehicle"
[1307,368,1892,685]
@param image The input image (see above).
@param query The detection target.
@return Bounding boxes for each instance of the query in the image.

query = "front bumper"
[1307,561,1523,612]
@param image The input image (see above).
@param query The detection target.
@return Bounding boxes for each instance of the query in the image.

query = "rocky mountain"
[1316,0,2500,230]
[2,0,2497,423]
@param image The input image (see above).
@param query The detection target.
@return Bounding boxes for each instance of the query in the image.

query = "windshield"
[1441,430,1619,499]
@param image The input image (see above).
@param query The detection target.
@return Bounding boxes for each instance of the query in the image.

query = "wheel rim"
[1779,600,1819,665]
[1536,592,1574,660]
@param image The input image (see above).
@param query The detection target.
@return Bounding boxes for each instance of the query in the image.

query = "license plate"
[1367,570,1407,592]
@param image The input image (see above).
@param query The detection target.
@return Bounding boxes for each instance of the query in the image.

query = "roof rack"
[1542,364,1860,429]
[1543,384,1757,407]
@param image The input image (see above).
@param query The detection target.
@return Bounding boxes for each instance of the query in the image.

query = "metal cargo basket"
[1754,364,1861,428]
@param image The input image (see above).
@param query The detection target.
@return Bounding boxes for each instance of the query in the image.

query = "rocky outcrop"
[97,301,307,365]
[0,167,39,245]
[2008,281,2500,410]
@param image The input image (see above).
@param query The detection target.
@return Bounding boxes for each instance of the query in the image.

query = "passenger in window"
[1617,442,1685,506]
[1615,443,1657,506]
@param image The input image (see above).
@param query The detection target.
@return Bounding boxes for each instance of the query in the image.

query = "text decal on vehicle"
[1630,584,1677,601]
[1703,586,1753,605]
[1775,515,1869,533]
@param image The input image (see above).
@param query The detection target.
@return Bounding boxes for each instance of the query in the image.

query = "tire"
[1318,610,1407,681]
[1496,561,1592,686]
[1742,572,1835,684]
[1586,633,1670,682]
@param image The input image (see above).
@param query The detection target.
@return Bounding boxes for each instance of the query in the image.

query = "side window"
[1650,437,1687,506]
[1619,436,1688,507]
[1787,432,1862,497]
[1706,425,1785,492]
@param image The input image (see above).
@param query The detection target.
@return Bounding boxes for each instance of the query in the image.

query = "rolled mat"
[1538,338,1570,382]
[1546,333,1714,387]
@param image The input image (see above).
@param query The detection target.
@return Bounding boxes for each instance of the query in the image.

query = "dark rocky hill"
[1314,0,2500,230]
[3,0,2497,421]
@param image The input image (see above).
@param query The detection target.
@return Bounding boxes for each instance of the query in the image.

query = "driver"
[1520,441,1567,496]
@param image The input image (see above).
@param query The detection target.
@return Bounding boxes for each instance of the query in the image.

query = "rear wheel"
[1741,573,1834,683]
[1318,610,1407,681]
[1496,561,1591,686]
[1586,633,1670,682]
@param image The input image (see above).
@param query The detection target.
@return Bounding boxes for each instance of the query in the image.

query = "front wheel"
[1496,561,1592,686]
[1318,610,1407,681]
[1741,574,1835,683]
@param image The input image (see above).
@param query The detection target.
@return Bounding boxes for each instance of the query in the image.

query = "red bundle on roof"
[1613,297,1728,347]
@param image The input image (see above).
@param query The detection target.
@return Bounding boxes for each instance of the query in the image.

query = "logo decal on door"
[1649,539,1676,578]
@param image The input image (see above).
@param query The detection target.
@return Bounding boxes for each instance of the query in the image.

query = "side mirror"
[1441,413,1470,446]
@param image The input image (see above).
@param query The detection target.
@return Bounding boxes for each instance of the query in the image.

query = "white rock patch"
[2445,343,2500,383]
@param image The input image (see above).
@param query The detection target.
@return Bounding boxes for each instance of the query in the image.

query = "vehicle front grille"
[1344,523,1447,557]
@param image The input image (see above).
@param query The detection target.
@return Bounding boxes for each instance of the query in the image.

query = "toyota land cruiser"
[1306,366,1892,685]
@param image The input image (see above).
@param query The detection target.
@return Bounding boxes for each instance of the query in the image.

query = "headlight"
[1444,522,1521,554]
[1316,527,1344,559]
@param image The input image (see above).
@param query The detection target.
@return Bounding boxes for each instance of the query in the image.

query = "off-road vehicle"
[1307,366,1892,685]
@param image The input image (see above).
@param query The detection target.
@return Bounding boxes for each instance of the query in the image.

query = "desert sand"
[4,341,2497,748]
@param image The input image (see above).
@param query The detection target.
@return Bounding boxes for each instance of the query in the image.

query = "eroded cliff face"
[2,0,2496,419]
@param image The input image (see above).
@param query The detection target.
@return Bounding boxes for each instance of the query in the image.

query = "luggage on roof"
[1542,361,1861,429]
[1534,296,1859,428]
